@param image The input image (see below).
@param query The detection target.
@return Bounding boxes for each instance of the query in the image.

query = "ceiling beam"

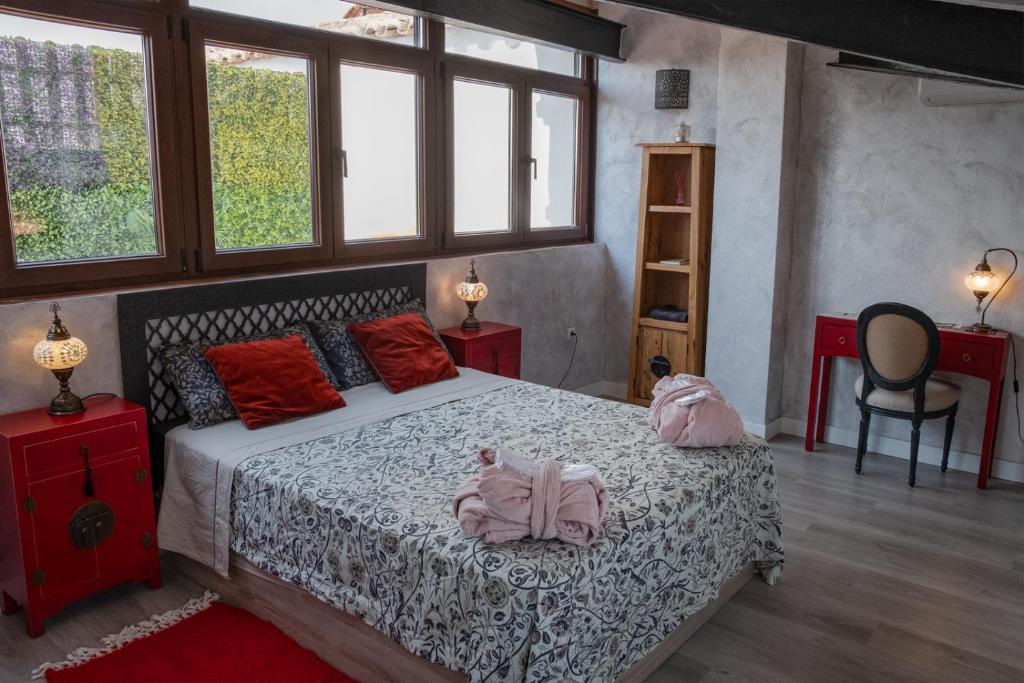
[608,0,1023,87]
[373,0,625,60]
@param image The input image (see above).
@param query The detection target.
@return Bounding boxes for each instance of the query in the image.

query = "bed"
[117,264,784,683]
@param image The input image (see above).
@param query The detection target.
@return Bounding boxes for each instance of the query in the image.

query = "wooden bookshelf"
[627,143,715,406]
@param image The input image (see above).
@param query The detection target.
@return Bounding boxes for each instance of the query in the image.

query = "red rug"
[37,593,358,683]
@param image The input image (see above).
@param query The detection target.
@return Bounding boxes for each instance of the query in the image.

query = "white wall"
[781,45,1024,471]
[594,4,721,382]
[0,244,607,415]
[704,31,802,431]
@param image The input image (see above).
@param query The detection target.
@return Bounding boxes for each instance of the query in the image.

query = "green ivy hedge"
[8,42,313,262]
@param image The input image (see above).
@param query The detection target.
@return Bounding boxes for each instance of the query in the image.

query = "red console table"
[805,313,1009,489]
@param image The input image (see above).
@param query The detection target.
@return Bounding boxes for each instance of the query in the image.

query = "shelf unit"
[627,143,715,406]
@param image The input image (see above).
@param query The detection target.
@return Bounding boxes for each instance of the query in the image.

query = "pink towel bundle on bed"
[453,448,607,546]
[648,374,744,447]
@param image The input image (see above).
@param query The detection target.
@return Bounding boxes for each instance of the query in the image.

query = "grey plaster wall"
[782,45,1024,465]
[0,244,607,415]
[704,29,801,428]
[594,4,721,382]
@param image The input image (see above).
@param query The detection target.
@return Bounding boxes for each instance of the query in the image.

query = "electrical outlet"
[567,327,577,340]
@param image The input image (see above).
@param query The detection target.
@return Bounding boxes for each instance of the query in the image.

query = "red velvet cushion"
[347,312,459,393]
[203,335,345,429]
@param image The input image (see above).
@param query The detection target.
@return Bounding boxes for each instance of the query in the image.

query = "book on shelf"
[658,258,689,265]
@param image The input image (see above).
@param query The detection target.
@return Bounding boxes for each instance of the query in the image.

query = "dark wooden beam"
[607,0,1023,87]
[372,0,624,60]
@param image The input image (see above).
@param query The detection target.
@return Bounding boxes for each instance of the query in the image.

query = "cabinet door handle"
[838,336,847,345]
[81,444,94,498]
[962,353,972,363]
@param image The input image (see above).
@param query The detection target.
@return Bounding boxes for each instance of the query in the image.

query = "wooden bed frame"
[167,552,753,683]
[118,264,757,683]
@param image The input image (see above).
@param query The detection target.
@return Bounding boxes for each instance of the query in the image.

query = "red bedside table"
[0,396,161,637]
[439,322,522,379]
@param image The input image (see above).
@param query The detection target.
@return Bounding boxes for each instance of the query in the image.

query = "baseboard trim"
[744,417,785,440]
[574,380,627,400]
[776,417,1024,483]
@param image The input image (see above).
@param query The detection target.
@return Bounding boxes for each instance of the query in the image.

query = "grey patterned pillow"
[160,323,340,430]
[309,299,450,390]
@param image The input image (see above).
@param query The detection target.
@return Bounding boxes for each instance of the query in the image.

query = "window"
[0,2,184,292]
[339,64,420,242]
[530,91,578,229]
[445,25,578,76]
[204,45,315,251]
[191,1,422,47]
[0,15,158,264]
[0,1,592,296]
[188,21,333,269]
[452,79,514,235]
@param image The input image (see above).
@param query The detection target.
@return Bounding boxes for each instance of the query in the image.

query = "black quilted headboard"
[117,263,426,431]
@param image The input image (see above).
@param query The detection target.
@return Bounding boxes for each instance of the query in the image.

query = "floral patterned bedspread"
[230,382,784,683]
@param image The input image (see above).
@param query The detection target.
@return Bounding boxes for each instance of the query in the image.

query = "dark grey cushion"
[160,323,340,430]
[309,299,450,390]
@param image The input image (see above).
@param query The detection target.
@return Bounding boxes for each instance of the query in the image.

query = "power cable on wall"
[558,330,579,389]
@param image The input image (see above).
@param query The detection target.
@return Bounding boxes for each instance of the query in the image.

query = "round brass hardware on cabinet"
[962,353,972,363]
[838,336,847,345]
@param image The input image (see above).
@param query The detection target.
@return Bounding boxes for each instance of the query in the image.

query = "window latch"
[529,157,538,180]
[340,150,348,178]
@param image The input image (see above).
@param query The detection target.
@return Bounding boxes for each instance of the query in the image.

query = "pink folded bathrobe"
[648,374,744,447]
[453,449,607,546]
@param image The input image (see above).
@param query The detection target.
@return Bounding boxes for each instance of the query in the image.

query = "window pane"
[0,14,158,264]
[453,80,512,235]
[192,1,421,46]
[205,45,314,251]
[445,25,578,76]
[340,65,419,242]
[531,92,578,229]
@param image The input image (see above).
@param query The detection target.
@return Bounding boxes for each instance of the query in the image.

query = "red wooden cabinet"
[0,397,160,637]
[439,322,522,379]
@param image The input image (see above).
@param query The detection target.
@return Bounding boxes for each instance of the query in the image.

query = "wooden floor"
[2,435,1021,682]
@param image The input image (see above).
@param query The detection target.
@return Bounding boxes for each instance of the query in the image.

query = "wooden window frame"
[330,39,437,259]
[0,0,596,299]
[524,72,591,244]
[0,0,186,292]
[444,58,526,251]
[187,18,334,271]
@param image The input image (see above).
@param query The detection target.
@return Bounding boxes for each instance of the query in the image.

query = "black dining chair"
[854,303,961,487]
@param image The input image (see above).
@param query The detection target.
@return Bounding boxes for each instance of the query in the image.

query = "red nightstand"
[439,322,522,379]
[0,396,161,637]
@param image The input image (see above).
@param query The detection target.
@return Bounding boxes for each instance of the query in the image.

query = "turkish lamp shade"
[964,269,999,296]
[456,280,488,303]
[33,336,88,370]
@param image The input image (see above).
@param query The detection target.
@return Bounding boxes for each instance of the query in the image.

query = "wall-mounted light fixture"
[964,248,1018,333]
[655,69,689,109]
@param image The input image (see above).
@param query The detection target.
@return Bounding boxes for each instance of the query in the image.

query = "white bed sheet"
[157,368,516,576]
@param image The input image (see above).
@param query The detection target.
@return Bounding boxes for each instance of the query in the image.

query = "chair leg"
[908,419,922,487]
[941,408,957,473]
[855,409,871,474]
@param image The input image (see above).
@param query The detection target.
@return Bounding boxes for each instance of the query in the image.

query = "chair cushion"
[854,375,960,413]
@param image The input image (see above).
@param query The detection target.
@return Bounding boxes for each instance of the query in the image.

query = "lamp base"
[965,322,994,334]
[48,369,86,416]
[460,301,481,331]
